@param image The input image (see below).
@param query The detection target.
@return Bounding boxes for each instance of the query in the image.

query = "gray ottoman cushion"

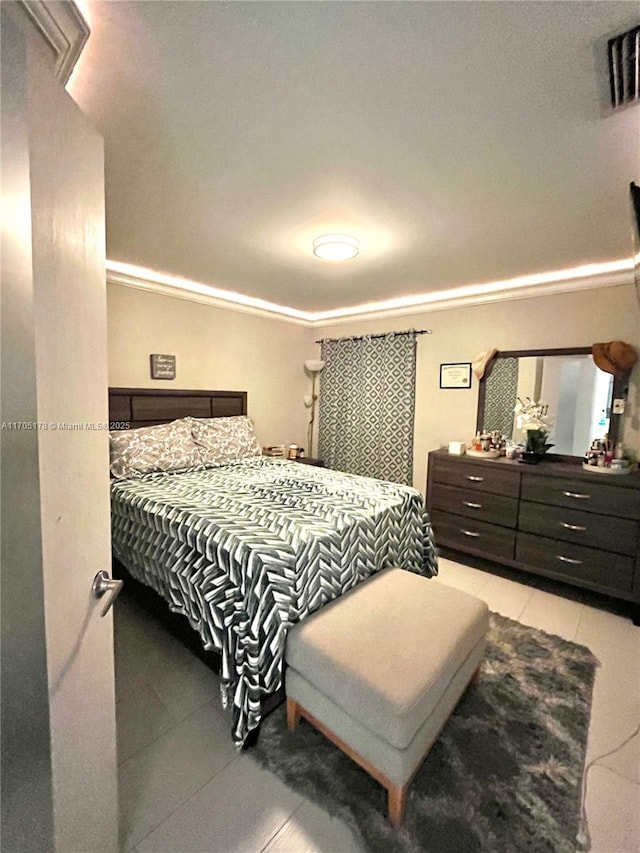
[286,568,489,752]
[286,632,485,786]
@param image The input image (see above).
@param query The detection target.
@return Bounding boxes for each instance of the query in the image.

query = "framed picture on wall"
[150,354,176,380]
[440,362,472,389]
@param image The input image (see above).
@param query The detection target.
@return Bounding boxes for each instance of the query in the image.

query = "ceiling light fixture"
[312,234,359,262]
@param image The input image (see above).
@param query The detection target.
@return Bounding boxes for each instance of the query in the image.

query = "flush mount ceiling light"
[312,234,360,262]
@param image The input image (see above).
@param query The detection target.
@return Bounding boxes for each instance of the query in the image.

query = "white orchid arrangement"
[514,398,554,454]
[514,398,551,431]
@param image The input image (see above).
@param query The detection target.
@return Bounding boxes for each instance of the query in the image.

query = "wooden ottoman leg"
[388,782,409,828]
[286,697,301,732]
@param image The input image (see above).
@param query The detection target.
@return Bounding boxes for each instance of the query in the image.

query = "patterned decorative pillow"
[109,419,201,479]
[190,415,262,465]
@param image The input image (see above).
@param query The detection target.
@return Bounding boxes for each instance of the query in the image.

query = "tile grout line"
[116,613,245,848]
[258,797,309,853]
[116,687,178,768]
[514,586,536,623]
[117,688,224,767]
[594,761,640,787]
[568,602,586,644]
[126,751,242,851]
[116,679,179,767]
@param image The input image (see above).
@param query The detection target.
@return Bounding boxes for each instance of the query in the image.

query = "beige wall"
[313,283,639,494]
[107,284,316,449]
[108,282,639,495]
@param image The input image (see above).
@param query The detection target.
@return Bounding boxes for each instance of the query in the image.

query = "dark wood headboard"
[108,387,247,430]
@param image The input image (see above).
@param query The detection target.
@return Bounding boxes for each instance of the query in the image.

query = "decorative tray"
[466,448,502,459]
[581,463,633,476]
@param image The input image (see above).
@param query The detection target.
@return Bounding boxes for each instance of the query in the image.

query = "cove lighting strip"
[107,258,633,325]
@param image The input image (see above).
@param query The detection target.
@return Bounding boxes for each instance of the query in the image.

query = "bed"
[108,388,438,746]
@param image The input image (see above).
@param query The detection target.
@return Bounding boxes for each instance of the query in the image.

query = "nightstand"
[295,457,325,468]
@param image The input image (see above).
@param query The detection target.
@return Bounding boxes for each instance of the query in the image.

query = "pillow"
[190,415,262,465]
[109,418,201,479]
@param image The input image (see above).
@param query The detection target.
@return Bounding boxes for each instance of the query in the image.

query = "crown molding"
[19,1,89,85]
[311,265,634,327]
[106,267,312,327]
[107,260,633,328]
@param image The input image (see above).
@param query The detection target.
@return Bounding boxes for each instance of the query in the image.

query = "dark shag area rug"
[251,613,598,853]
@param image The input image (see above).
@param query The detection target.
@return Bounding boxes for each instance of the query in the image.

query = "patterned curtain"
[318,332,417,484]
[484,357,519,438]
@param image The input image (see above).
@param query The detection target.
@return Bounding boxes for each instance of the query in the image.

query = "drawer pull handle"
[563,491,590,500]
[466,475,484,482]
[463,501,483,509]
[560,522,587,532]
[556,555,583,566]
[460,529,480,538]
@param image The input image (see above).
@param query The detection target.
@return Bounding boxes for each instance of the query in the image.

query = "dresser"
[426,449,640,622]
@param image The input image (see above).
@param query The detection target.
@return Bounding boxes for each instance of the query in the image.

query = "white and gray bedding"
[111,456,438,745]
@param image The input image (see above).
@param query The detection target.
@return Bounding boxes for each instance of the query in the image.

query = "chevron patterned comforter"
[111,456,438,745]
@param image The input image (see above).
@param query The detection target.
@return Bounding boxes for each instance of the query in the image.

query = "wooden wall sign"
[150,354,176,380]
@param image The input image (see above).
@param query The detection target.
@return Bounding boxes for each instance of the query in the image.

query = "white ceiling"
[69,1,639,315]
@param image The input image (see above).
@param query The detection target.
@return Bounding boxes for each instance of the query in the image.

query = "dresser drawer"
[519,501,639,557]
[431,459,520,497]
[431,510,516,561]
[431,483,518,528]
[521,473,640,520]
[516,533,634,594]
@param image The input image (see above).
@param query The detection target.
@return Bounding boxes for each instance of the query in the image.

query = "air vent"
[608,25,639,108]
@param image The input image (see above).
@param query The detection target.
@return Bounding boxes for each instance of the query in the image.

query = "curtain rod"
[315,329,432,344]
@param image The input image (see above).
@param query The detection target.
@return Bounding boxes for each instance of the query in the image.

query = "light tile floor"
[116,559,640,852]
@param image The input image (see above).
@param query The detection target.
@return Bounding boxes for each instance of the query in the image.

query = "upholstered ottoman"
[285,567,489,827]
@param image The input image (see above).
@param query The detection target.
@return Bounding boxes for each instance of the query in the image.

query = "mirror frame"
[476,346,627,458]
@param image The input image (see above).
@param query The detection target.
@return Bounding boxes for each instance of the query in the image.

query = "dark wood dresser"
[426,449,640,622]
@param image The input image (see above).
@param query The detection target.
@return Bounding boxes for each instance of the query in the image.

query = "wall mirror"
[476,347,622,457]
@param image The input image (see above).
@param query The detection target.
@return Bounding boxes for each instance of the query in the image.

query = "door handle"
[92,571,123,617]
